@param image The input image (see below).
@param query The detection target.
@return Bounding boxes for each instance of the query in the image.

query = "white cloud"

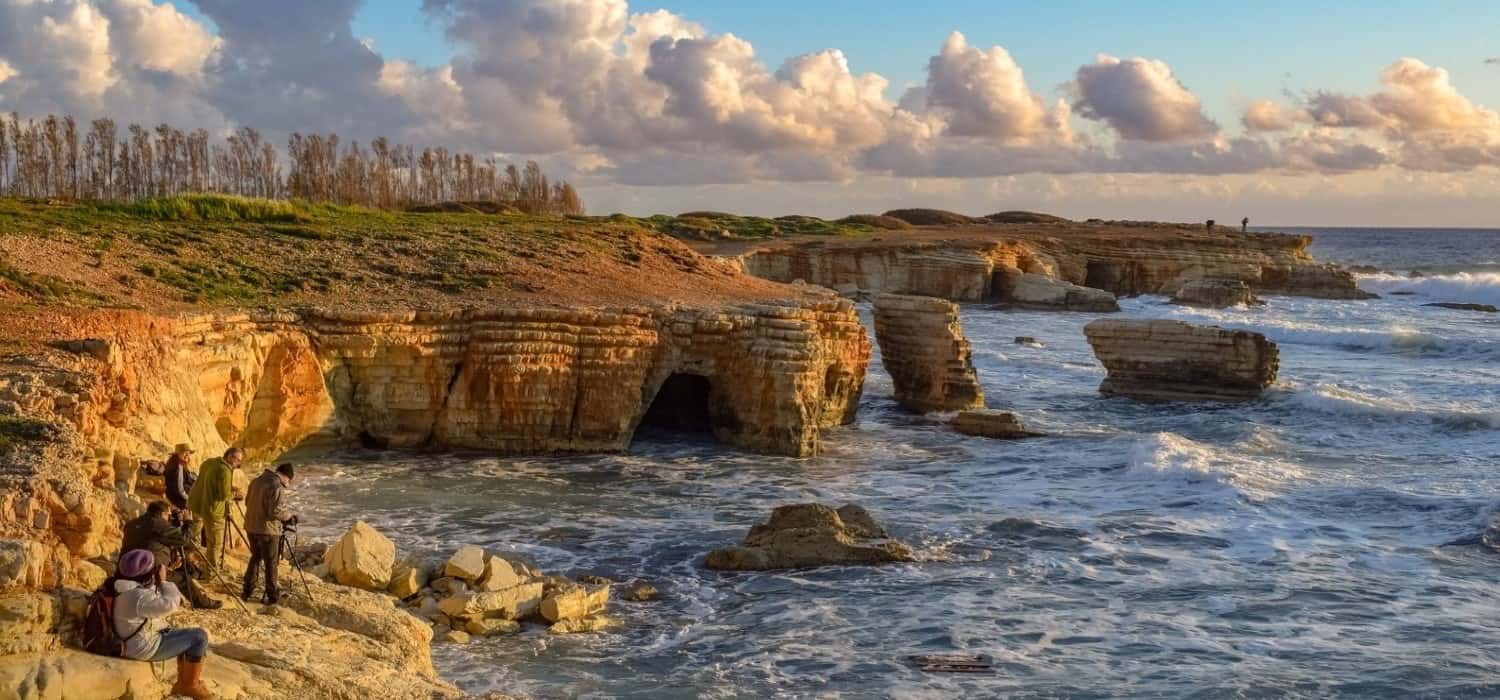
[1070,54,1218,141]
[915,31,1053,143]
[1242,99,1300,132]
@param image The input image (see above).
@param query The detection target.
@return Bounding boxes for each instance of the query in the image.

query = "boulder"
[1424,302,1498,313]
[540,584,610,623]
[474,555,519,592]
[442,545,487,581]
[1013,336,1041,346]
[387,559,429,599]
[950,410,1045,439]
[465,618,521,637]
[441,629,471,644]
[1084,319,1279,401]
[437,582,545,621]
[322,521,396,592]
[704,503,914,571]
[1171,279,1260,308]
[993,267,1120,312]
[548,615,621,635]
[624,581,659,602]
[871,294,984,413]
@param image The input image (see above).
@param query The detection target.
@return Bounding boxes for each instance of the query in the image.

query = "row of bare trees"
[0,113,584,215]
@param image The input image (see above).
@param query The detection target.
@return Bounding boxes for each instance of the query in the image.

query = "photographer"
[120,501,221,610]
[111,549,216,699]
[243,463,297,605]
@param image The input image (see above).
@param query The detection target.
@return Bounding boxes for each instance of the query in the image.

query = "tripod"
[173,545,250,614]
[278,520,316,603]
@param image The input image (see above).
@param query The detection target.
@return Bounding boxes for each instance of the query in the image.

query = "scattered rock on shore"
[324,521,397,592]
[541,584,610,623]
[950,410,1044,439]
[704,503,914,571]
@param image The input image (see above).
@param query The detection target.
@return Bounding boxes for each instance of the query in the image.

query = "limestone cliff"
[1084,319,1280,401]
[871,295,983,413]
[729,224,1371,304]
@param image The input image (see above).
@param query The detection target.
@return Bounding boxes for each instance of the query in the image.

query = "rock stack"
[1083,319,1279,401]
[704,503,914,571]
[1171,279,1261,308]
[871,294,984,413]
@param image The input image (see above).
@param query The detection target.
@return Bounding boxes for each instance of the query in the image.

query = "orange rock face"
[871,294,983,413]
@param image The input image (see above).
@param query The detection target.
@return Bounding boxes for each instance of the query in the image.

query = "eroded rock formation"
[732,225,1372,304]
[1084,319,1280,401]
[950,410,1044,439]
[871,295,983,413]
[1171,279,1261,308]
[703,503,914,571]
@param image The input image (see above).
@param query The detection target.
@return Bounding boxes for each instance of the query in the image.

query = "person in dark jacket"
[242,463,297,604]
[121,501,222,610]
[164,443,197,512]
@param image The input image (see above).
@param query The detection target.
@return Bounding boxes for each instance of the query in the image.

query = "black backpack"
[79,581,146,657]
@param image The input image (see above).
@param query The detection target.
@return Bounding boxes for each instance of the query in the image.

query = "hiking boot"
[171,657,215,700]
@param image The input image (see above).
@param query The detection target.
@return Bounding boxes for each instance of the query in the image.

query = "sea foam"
[1357,271,1500,307]
[1287,382,1500,430]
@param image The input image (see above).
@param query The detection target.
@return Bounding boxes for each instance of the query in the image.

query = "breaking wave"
[1358,271,1500,307]
[1286,382,1500,430]
[1126,432,1302,500]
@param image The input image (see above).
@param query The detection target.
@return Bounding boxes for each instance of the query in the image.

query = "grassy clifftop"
[0,195,827,313]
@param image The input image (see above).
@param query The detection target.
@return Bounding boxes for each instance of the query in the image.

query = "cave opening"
[637,373,714,440]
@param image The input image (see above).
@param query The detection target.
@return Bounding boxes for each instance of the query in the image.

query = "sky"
[3,0,1500,225]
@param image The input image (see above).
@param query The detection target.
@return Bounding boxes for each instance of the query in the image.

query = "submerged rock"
[1424,302,1498,313]
[624,581,660,602]
[1084,319,1279,401]
[323,521,396,592]
[1171,279,1260,309]
[950,410,1044,439]
[704,503,914,571]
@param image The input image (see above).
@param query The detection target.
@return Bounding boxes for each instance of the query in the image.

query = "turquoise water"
[294,230,1500,699]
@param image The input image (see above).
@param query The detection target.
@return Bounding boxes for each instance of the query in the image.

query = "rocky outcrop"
[950,410,1044,439]
[992,267,1120,311]
[1084,319,1280,401]
[704,503,914,571]
[1172,279,1261,308]
[871,295,983,413]
[1424,302,1497,313]
[734,226,1373,303]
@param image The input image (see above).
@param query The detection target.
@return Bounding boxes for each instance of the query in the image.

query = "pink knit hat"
[118,549,155,578]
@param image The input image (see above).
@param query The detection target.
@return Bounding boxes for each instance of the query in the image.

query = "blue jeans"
[148,627,209,662]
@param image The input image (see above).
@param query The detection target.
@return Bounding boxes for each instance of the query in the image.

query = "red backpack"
[79,581,146,657]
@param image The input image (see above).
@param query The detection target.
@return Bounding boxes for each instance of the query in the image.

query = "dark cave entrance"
[637,373,714,438]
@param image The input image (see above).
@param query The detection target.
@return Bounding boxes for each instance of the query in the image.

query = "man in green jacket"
[187,447,243,575]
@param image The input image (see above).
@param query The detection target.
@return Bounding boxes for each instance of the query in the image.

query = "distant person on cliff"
[1242,217,1249,232]
[1205,219,1216,233]
[242,463,298,605]
[187,447,243,576]
[110,549,217,699]
[164,443,197,514]
[121,501,222,610]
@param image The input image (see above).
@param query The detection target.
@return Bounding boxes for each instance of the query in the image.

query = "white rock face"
[323,521,396,592]
[997,269,1120,312]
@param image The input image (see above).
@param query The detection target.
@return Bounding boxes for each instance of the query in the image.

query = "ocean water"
[292,229,1500,699]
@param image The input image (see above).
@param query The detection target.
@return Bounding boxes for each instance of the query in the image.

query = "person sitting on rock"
[121,500,222,610]
[164,443,197,515]
[187,447,243,576]
[111,548,216,700]
[242,463,297,605]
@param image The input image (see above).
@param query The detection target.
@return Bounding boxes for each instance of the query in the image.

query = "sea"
[293,227,1500,699]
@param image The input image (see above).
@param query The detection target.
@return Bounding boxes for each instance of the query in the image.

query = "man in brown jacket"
[242,463,297,604]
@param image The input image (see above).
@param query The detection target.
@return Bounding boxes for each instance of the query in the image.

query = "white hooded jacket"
[111,578,182,660]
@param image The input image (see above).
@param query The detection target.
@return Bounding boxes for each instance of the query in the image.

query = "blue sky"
[328,0,1500,127]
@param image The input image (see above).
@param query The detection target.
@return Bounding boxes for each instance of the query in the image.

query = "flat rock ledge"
[1084,319,1279,401]
[1171,279,1261,309]
[871,294,984,413]
[704,503,915,571]
[950,410,1044,439]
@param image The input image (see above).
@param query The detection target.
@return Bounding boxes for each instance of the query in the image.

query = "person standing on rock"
[187,447,243,577]
[111,549,217,699]
[1242,216,1249,232]
[164,443,197,515]
[121,501,222,610]
[242,463,297,605]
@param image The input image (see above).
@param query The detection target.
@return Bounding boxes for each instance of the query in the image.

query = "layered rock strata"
[1083,319,1280,401]
[871,295,983,413]
[734,227,1371,304]
[950,410,1044,439]
[704,503,914,571]
[1172,279,1261,308]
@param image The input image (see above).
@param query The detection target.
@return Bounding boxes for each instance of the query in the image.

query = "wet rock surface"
[704,503,914,571]
[1084,319,1280,401]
